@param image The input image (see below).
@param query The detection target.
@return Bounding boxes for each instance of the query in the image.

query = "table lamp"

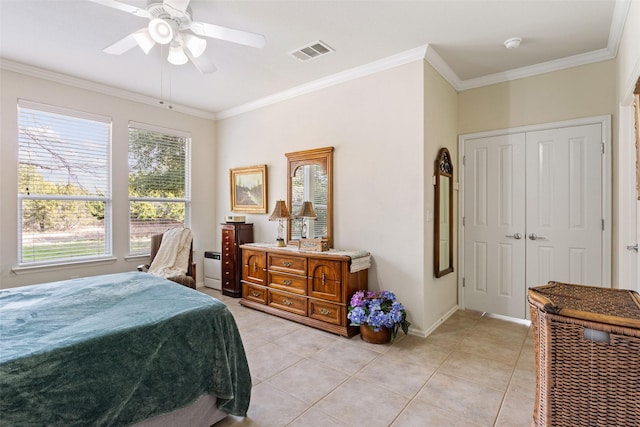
[295,201,317,239]
[269,200,292,247]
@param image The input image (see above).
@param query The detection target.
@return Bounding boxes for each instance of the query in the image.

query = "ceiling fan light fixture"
[132,28,156,54]
[148,18,174,45]
[168,43,189,65]
[183,33,207,58]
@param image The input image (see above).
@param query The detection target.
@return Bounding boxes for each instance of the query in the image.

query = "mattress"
[0,272,251,426]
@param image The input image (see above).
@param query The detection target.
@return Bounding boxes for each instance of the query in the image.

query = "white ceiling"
[0,0,627,118]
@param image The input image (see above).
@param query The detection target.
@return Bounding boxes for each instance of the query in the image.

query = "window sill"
[125,254,149,262]
[12,257,118,275]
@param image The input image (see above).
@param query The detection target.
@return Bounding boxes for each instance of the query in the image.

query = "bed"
[0,271,251,426]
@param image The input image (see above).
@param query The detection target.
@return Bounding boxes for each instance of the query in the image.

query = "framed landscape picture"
[230,165,268,213]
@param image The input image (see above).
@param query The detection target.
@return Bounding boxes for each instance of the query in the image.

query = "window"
[128,122,191,254]
[18,100,111,265]
[291,164,328,238]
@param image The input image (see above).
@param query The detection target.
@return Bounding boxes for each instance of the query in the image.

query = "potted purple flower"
[347,290,410,343]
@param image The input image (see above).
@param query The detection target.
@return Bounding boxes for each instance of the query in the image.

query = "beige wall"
[217,61,451,334]
[423,61,459,331]
[0,70,217,289]
[458,60,617,135]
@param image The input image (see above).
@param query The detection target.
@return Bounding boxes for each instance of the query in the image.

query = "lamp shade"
[269,200,292,220]
[295,201,317,219]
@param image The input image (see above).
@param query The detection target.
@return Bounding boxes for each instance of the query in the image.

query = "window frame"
[127,121,192,256]
[16,99,113,267]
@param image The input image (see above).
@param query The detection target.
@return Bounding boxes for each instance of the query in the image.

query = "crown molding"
[2,0,629,120]
[435,0,630,92]
[454,48,616,91]
[608,0,631,57]
[424,45,461,89]
[216,45,428,120]
[0,59,216,120]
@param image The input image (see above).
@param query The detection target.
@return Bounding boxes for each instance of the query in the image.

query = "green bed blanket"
[0,272,251,426]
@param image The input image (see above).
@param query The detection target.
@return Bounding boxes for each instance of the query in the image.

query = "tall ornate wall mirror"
[286,146,334,247]
[435,147,454,277]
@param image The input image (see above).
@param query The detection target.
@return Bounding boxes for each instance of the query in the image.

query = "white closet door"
[525,124,603,288]
[464,134,527,318]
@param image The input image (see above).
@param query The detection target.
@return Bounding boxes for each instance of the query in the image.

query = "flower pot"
[359,325,391,344]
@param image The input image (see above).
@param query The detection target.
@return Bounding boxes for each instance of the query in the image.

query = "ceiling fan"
[88,0,266,73]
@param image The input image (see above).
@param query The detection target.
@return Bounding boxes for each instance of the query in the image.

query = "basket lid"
[528,282,640,329]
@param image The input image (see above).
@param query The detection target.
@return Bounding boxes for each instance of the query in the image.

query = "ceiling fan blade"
[132,28,156,54]
[163,0,191,15]
[186,50,217,74]
[86,0,150,18]
[190,21,266,49]
[103,32,139,55]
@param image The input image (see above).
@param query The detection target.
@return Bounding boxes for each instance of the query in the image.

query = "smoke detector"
[504,37,522,49]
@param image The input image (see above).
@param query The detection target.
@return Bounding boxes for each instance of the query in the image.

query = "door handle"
[506,233,522,240]
[627,244,639,252]
[529,233,547,241]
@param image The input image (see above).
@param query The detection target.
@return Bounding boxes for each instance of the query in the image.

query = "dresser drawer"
[242,282,267,304]
[268,253,307,276]
[308,259,343,302]
[268,289,307,316]
[222,230,235,256]
[308,299,343,325]
[269,272,307,295]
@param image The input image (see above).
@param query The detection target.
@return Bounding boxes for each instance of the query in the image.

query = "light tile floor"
[201,288,536,427]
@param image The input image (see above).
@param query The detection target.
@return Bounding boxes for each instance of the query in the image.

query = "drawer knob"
[320,308,331,315]
[251,291,260,297]
[282,261,292,267]
[283,279,292,285]
[282,299,293,306]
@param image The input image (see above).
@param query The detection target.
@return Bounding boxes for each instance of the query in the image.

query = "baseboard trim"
[408,304,459,338]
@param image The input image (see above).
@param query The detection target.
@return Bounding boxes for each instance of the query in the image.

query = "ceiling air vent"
[290,41,334,62]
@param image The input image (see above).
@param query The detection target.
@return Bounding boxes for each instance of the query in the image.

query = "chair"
[138,232,196,289]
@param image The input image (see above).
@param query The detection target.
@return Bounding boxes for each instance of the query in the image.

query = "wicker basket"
[528,282,640,427]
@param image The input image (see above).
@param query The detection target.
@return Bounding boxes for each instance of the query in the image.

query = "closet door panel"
[525,124,603,288]
[464,133,527,318]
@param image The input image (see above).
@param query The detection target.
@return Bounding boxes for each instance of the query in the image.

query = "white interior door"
[462,121,605,319]
[525,124,603,288]
[464,134,527,318]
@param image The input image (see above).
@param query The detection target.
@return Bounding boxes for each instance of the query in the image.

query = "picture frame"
[230,165,268,213]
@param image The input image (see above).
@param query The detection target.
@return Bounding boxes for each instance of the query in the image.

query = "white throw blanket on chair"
[149,227,192,279]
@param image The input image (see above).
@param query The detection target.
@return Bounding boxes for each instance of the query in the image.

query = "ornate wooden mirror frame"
[435,147,454,277]
[286,146,334,248]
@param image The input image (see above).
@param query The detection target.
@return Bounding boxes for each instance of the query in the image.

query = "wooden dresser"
[221,223,253,297]
[239,243,369,336]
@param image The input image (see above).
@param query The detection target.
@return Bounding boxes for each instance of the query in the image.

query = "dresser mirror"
[286,146,334,247]
[435,147,454,277]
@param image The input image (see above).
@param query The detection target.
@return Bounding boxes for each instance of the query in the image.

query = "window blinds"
[18,100,111,265]
[128,122,191,254]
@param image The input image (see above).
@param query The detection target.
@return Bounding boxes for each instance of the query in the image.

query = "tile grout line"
[491,325,531,427]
